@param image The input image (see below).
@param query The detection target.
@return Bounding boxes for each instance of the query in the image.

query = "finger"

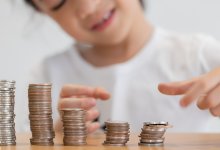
[210,104,220,117]
[197,85,220,110]
[86,122,100,134]
[86,109,100,121]
[180,79,217,107]
[158,80,195,95]
[60,84,110,100]
[196,95,208,110]
[54,119,63,133]
[58,97,96,110]
[180,69,220,107]
[94,87,110,100]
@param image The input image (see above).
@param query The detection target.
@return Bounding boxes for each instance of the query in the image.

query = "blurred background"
[0,0,220,132]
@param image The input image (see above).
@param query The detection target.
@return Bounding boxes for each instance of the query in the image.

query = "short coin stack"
[60,108,87,146]
[0,80,16,145]
[28,83,55,145]
[139,122,171,146]
[103,121,130,146]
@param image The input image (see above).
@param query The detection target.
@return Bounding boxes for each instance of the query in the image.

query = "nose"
[75,0,101,19]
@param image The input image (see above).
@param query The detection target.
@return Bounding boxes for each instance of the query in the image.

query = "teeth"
[103,12,111,21]
[94,11,112,28]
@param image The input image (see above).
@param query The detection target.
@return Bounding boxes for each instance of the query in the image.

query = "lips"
[91,9,115,32]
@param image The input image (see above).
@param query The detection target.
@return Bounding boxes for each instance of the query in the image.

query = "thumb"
[158,79,195,95]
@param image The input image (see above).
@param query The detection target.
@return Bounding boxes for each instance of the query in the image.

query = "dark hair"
[25,0,145,10]
[25,0,38,10]
[140,0,145,8]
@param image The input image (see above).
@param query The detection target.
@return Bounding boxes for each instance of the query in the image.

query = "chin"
[93,37,125,46]
[96,29,130,46]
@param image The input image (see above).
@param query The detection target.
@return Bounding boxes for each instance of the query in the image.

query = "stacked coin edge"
[103,121,130,146]
[0,80,16,146]
[138,122,171,146]
[60,108,87,146]
[28,83,55,146]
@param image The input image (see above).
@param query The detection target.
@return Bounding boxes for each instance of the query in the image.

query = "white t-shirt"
[30,28,220,132]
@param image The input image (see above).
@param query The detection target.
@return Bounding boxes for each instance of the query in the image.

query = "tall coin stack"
[138,122,171,146]
[28,84,55,145]
[103,121,130,146]
[60,108,87,146]
[0,80,16,146]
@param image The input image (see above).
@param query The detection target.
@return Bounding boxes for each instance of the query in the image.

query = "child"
[25,0,220,133]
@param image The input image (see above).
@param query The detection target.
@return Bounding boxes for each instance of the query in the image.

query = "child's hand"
[158,68,220,117]
[57,84,110,133]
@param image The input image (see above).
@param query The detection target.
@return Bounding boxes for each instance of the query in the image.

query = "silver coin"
[0,80,16,144]
[0,142,16,146]
[139,121,172,147]
[140,137,164,142]
[63,142,87,146]
[103,121,130,146]
[61,108,87,146]
[29,83,52,86]
[105,121,129,126]
[138,142,164,146]
[28,83,55,145]
[103,141,126,146]
[144,121,168,126]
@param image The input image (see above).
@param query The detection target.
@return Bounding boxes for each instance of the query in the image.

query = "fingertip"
[101,93,111,100]
[86,109,100,122]
[158,83,166,93]
[94,87,111,100]
[58,99,69,109]
[180,100,187,107]
[158,83,174,95]
[196,97,209,110]
[92,122,100,127]
[180,98,190,108]
[87,122,100,134]
[93,109,100,116]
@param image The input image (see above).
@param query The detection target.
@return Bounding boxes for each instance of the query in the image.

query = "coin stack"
[0,80,16,146]
[60,108,87,146]
[28,83,55,145]
[138,122,171,146]
[103,121,130,146]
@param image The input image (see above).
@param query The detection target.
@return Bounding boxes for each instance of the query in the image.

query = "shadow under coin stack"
[0,80,16,146]
[139,122,171,146]
[28,84,55,145]
[103,121,130,146]
[60,108,87,146]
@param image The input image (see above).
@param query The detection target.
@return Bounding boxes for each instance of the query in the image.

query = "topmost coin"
[144,122,168,126]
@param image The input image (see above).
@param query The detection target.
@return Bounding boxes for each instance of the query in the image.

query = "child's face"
[34,0,143,46]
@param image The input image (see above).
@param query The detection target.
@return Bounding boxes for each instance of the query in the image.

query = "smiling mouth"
[91,9,115,31]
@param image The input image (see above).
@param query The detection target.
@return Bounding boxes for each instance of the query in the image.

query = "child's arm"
[158,68,220,116]
[55,84,110,133]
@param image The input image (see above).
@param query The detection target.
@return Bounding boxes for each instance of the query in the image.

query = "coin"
[138,121,172,146]
[0,80,16,146]
[103,141,126,146]
[60,108,87,146]
[103,121,130,146]
[28,83,55,146]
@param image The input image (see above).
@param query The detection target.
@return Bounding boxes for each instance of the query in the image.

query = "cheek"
[48,11,93,42]
[54,17,87,41]
[65,25,84,40]
[116,0,139,15]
